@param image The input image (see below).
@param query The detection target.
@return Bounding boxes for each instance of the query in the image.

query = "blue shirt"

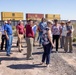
[4,24,12,35]
[39,22,47,35]
[39,22,47,30]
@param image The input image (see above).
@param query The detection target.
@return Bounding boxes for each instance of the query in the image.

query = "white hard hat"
[67,20,71,23]
[47,20,53,24]
[4,21,8,23]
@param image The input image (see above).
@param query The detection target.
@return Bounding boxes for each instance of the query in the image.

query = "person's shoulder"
[52,24,55,28]
[26,24,30,28]
[4,24,8,27]
[59,24,62,28]
[21,24,24,27]
[5,24,8,25]
[52,24,55,26]
[4,24,8,29]
[33,25,37,28]
[34,25,37,27]
[58,24,61,26]
[45,27,50,31]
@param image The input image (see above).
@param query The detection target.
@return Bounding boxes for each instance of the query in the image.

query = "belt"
[19,33,23,34]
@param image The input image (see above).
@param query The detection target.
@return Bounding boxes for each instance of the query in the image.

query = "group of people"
[0,18,74,67]
[37,18,74,67]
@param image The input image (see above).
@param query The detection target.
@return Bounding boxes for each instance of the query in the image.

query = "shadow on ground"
[0,57,27,61]
[73,44,76,47]
[7,64,46,69]
[32,52,43,55]
[32,51,65,55]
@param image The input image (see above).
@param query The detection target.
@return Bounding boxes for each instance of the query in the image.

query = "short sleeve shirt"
[16,24,24,34]
[66,25,72,36]
[41,27,52,45]
[4,24,12,35]
[39,22,47,31]
[52,24,62,35]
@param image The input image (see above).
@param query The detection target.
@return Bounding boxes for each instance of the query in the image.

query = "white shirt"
[61,25,67,36]
[0,25,5,35]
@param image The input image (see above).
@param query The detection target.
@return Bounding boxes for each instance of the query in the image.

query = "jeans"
[1,35,7,50]
[6,35,13,55]
[37,35,42,45]
[42,43,52,65]
[37,32,42,45]
[53,35,60,51]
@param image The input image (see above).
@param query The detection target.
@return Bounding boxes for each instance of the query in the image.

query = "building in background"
[26,13,44,21]
[45,14,60,20]
[1,12,23,20]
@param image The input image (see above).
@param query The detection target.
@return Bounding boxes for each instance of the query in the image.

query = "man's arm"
[4,25,9,40]
[4,30,9,40]
[38,23,43,32]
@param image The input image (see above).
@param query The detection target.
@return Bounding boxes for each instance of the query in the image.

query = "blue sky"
[0,0,76,20]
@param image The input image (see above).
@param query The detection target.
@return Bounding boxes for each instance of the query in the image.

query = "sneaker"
[33,44,35,46]
[40,62,44,65]
[64,51,67,53]
[69,51,73,53]
[26,57,34,60]
[10,52,12,54]
[6,54,10,56]
[21,49,23,51]
[46,64,50,67]
[19,50,22,53]
[60,47,62,48]
[56,51,58,53]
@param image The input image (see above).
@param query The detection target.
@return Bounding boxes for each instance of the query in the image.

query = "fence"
[0,20,27,26]
[0,20,76,26]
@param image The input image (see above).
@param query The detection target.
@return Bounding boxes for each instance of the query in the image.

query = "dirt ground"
[0,37,76,75]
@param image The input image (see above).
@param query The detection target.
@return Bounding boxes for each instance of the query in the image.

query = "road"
[0,37,76,75]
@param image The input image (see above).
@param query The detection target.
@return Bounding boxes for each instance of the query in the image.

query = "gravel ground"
[0,37,76,75]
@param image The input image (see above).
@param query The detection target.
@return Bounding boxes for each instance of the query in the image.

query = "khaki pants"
[60,36,66,48]
[33,34,36,45]
[18,34,24,50]
[26,38,33,58]
[64,36,73,52]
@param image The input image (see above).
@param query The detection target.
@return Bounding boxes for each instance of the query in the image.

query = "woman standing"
[41,20,54,67]
[52,19,62,53]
